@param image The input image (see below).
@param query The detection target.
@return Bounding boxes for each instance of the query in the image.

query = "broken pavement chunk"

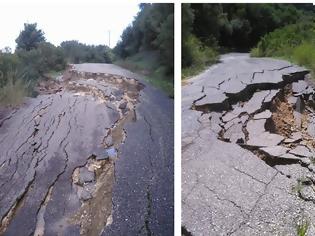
[307,115,315,138]
[253,110,272,120]
[289,145,313,158]
[292,80,308,94]
[246,119,266,135]
[252,70,283,84]
[220,77,247,94]
[78,187,93,201]
[241,90,270,114]
[263,89,279,103]
[119,101,128,109]
[104,135,114,147]
[287,96,298,105]
[79,167,95,185]
[247,132,284,147]
[96,147,118,160]
[260,146,289,157]
[194,87,227,106]
[222,111,239,123]
[223,123,244,143]
[291,132,302,141]
[283,132,302,144]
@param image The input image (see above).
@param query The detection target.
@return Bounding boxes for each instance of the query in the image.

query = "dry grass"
[0,71,28,106]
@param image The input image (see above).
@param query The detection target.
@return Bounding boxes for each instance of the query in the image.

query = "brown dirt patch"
[270,87,296,137]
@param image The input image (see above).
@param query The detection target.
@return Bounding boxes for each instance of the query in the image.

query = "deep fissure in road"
[182,55,315,235]
[192,67,315,206]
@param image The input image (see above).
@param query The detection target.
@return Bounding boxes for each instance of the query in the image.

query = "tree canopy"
[15,23,46,51]
[60,41,113,64]
[185,3,314,51]
[115,3,174,74]
[182,3,315,73]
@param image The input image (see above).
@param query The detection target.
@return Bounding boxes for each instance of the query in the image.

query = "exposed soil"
[269,86,296,137]
[66,72,143,235]
[69,158,114,236]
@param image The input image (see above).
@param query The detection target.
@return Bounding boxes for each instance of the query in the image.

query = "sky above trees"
[0,1,139,50]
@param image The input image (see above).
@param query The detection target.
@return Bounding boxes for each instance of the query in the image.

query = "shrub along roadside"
[0,23,114,106]
[60,41,114,64]
[182,34,218,79]
[114,4,174,96]
[250,22,315,75]
[182,3,315,79]
[0,42,67,106]
[115,51,174,97]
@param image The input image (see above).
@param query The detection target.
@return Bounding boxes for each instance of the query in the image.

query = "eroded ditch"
[192,69,315,205]
[66,72,143,235]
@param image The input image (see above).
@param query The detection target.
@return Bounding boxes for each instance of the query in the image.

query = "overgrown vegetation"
[182,3,315,79]
[0,23,114,106]
[61,41,114,64]
[0,4,174,104]
[0,71,28,106]
[116,51,173,96]
[0,23,67,105]
[114,3,174,97]
[251,22,315,75]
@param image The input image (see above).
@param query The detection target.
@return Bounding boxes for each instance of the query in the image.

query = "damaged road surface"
[182,53,315,235]
[0,63,173,235]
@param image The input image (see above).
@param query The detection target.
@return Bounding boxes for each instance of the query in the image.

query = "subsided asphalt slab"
[182,53,315,235]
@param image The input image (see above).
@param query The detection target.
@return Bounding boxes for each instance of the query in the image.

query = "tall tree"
[115,3,174,74]
[16,23,45,51]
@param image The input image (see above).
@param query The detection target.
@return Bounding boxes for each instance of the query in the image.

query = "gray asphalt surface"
[102,77,174,236]
[0,63,173,235]
[182,53,315,235]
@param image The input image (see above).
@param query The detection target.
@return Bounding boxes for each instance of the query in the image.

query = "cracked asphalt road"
[0,63,173,235]
[182,53,315,235]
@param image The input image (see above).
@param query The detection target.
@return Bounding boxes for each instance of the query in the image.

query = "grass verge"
[115,51,174,97]
[182,34,218,80]
[0,71,29,106]
[251,22,315,76]
[182,62,217,80]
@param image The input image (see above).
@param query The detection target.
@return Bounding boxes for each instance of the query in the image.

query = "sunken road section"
[182,53,315,235]
[0,68,142,235]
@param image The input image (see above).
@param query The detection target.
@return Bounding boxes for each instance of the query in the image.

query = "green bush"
[183,34,218,66]
[251,22,315,58]
[114,4,174,76]
[182,34,218,78]
[115,51,173,96]
[61,41,114,64]
[15,23,45,51]
[16,42,66,82]
[250,47,261,57]
[0,41,67,106]
[251,22,315,75]
[292,43,315,69]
